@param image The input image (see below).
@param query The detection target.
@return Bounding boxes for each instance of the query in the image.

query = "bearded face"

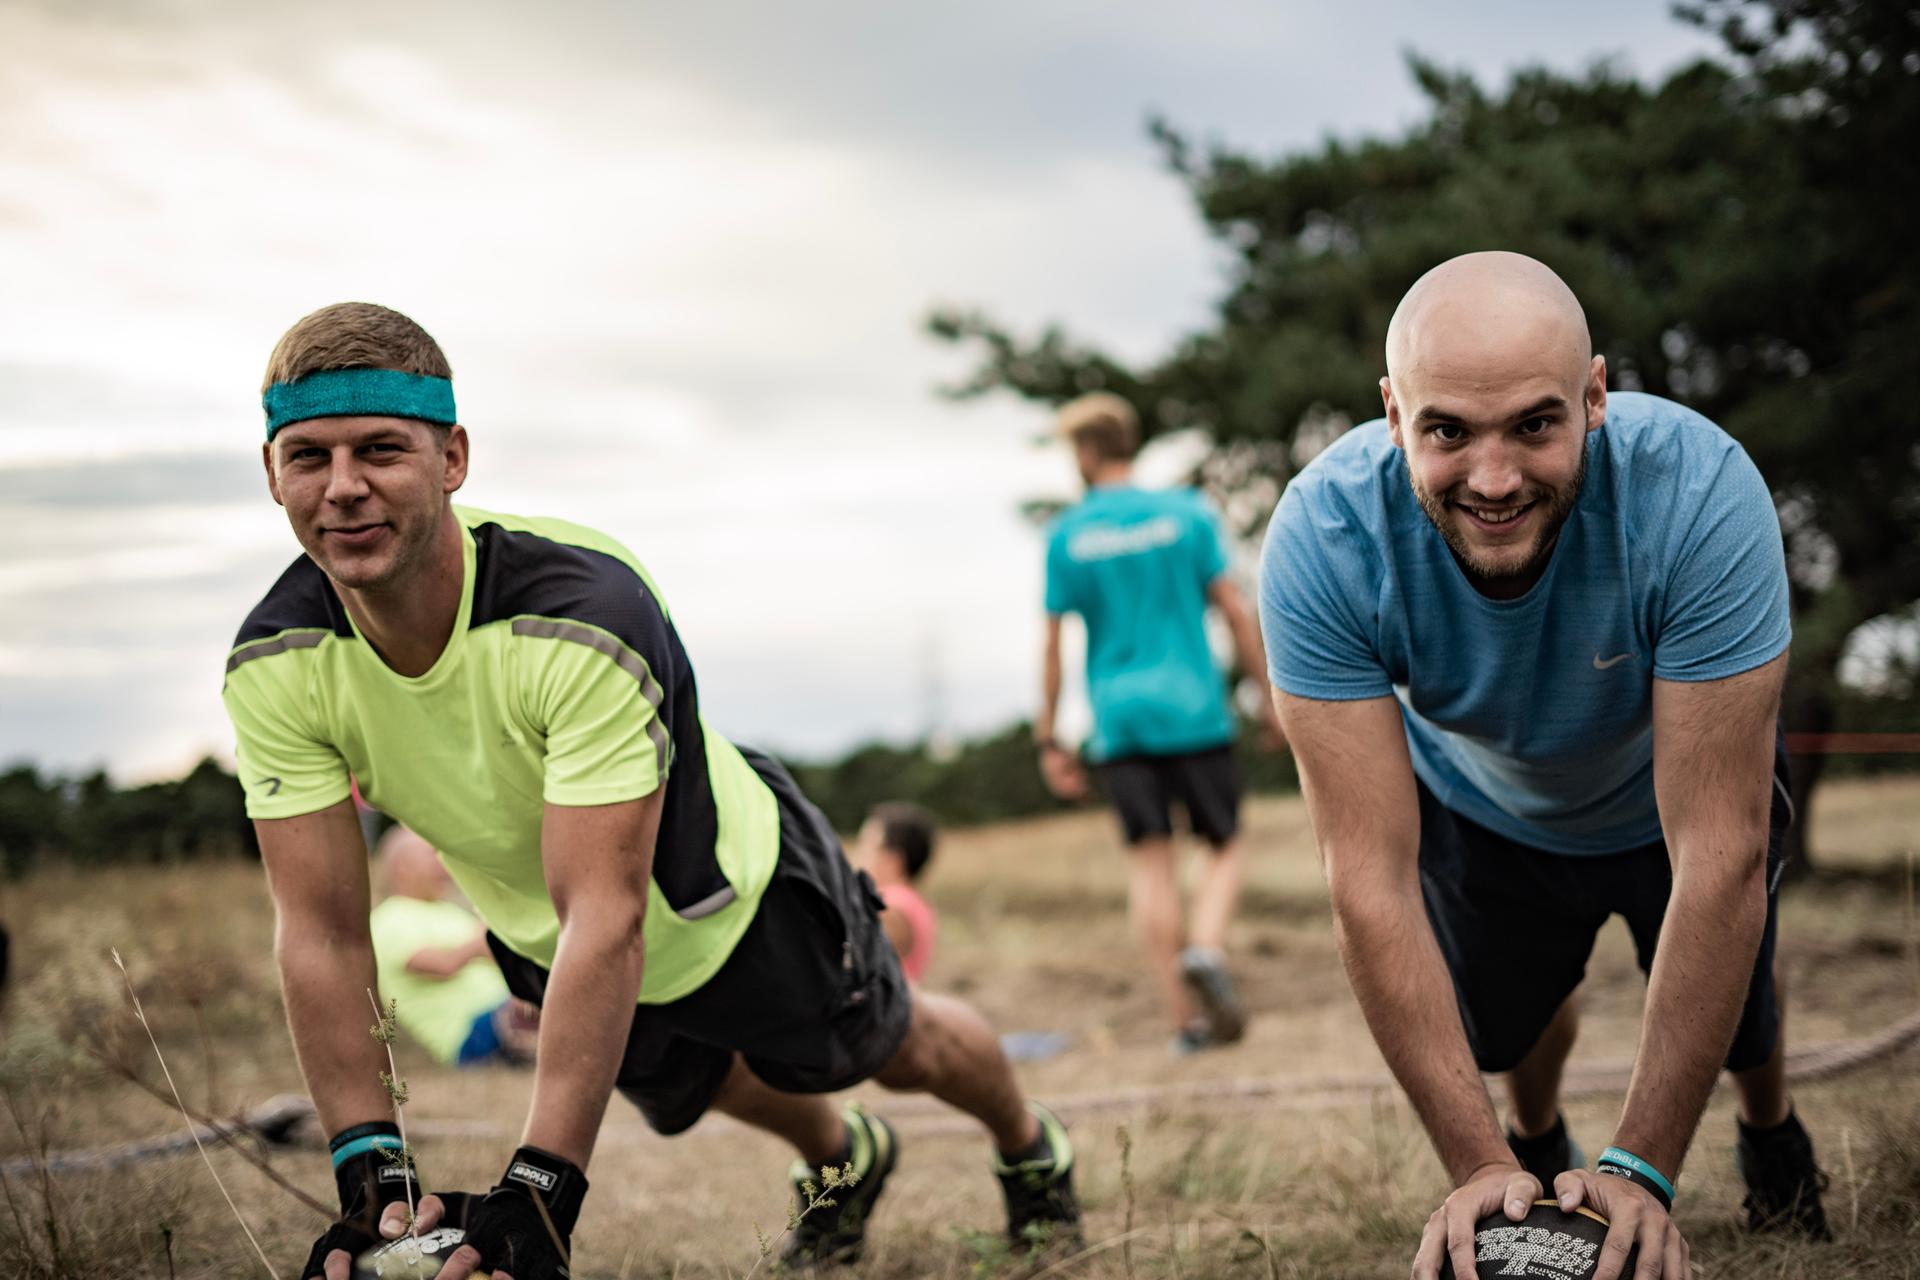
[1407,419,1589,592]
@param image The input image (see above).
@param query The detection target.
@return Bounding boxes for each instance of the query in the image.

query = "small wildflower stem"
[114,949,282,1279]
[367,989,418,1227]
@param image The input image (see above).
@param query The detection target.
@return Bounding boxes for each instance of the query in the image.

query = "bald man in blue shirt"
[1262,252,1829,1280]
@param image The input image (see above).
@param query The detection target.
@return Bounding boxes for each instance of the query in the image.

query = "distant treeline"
[784,717,1300,835]
[0,718,1296,878]
[0,756,254,878]
[4,693,1913,878]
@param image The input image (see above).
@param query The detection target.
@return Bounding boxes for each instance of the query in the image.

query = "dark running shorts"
[1098,744,1242,848]
[1420,736,1792,1075]
[486,750,913,1135]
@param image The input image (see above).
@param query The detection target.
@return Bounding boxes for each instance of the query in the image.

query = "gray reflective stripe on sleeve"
[674,886,738,920]
[510,617,674,770]
[225,629,328,674]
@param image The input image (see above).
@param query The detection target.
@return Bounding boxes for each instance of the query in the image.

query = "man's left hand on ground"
[1552,1168,1686,1280]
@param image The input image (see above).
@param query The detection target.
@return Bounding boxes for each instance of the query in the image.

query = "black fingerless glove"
[461,1145,589,1280]
[302,1218,381,1279]
[301,1121,425,1278]
[330,1121,423,1222]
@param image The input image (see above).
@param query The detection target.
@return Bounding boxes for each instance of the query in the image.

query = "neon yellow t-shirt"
[221,507,779,1004]
[369,896,510,1063]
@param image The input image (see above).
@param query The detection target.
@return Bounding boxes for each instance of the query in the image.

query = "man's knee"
[873,1022,937,1090]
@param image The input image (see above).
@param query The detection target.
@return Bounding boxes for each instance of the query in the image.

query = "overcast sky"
[0,1,1720,780]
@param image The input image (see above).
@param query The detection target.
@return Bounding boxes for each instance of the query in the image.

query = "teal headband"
[262,368,457,440]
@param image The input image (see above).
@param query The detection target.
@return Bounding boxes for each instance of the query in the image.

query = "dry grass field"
[2,775,1916,1278]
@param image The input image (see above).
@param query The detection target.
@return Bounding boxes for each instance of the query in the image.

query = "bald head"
[1385,252,1591,389]
[1379,252,1607,599]
[376,825,450,900]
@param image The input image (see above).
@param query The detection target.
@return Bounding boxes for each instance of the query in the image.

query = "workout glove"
[302,1121,424,1279]
[458,1145,588,1280]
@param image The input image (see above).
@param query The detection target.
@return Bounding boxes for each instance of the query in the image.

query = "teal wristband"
[330,1133,405,1168]
[1597,1146,1675,1205]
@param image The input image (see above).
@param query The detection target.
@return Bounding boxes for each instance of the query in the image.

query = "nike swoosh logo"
[1592,653,1633,670]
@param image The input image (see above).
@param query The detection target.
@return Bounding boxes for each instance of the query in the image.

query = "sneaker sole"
[1181,965,1247,1043]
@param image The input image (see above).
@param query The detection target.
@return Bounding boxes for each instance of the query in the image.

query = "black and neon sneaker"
[780,1104,898,1269]
[1505,1113,1586,1191]
[1179,947,1247,1044]
[992,1102,1082,1254]
[1737,1110,1832,1241]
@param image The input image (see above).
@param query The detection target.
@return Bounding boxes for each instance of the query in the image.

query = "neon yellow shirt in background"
[222,507,779,1004]
[369,895,510,1064]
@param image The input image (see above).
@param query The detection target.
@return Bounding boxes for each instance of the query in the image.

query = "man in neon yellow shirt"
[227,303,1079,1280]
[369,826,534,1067]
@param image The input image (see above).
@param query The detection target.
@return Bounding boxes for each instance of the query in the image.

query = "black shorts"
[1419,738,1792,1075]
[486,750,913,1135]
[1098,744,1242,848]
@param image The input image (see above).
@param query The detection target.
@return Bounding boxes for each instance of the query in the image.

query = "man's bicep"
[222,667,351,818]
[1652,653,1785,864]
[535,641,673,807]
[1276,691,1421,893]
[255,799,373,935]
[1652,446,1790,681]
[541,791,665,921]
[1257,500,1393,700]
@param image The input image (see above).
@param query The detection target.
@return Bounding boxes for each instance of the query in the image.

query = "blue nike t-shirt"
[1259,392,1790,855]
[1046,486,1236,761]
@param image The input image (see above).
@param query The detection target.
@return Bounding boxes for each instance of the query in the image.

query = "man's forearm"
[278,930,394,1136]
[1228,609,1265,686]
[1038,654,1062,743]
[521,904,647,1167]
[1333,891,1510,1184]
[1612,863,1768,1177]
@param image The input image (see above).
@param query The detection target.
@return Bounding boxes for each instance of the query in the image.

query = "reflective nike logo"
[1592,653,1633,670]
[259,776,283,795]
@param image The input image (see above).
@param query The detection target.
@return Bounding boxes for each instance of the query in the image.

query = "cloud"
[0,0,1723,778]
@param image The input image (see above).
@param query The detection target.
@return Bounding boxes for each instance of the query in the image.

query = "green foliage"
[0,756,253,878]
[931,0,1920,724]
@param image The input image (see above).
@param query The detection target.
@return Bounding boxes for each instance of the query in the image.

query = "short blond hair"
[261,302,451,392]
[1056,392,1140,462]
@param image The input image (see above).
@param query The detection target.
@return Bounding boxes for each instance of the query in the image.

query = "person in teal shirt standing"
[1037,392,1284,1055]
[369,826,536,1067]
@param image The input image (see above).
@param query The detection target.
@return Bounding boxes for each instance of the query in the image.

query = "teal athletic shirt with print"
[1045,485,1236,762]
[1258,392,1790,855]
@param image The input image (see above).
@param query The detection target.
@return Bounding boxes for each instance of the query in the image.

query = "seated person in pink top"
[854,802,939,983]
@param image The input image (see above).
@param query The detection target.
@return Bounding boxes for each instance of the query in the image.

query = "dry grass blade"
[367,990,418,1230]
[1025,1226,1157,1280]
[114,948,282,1279]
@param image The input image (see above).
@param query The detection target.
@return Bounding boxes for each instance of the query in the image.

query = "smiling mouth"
[1455,501,1535,528]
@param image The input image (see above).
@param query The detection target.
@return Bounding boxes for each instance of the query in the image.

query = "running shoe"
[1170,1020,1216,1058]
[992,1102,1082,1253]
[780,1104,898,1269]
[1737,1110,1832,1241]
[1179,947,1248,1043]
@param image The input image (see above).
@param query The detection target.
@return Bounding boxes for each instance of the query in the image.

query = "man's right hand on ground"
[1037,743,1088,800]
[1409,1160,1542,1280]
